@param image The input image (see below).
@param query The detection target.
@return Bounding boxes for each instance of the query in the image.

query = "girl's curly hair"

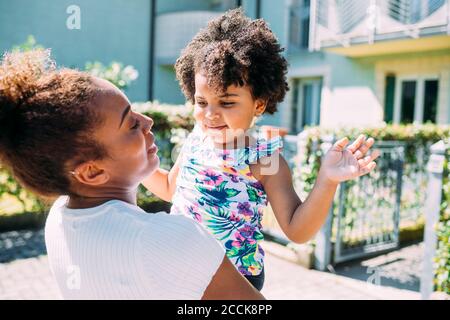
[0,49,107,198]
[175,8,289,114]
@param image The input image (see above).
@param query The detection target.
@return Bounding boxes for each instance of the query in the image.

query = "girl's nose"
[205,107,220,120]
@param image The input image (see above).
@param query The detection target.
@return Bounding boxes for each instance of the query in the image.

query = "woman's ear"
[71,162,110,186]
[254,99,267,117]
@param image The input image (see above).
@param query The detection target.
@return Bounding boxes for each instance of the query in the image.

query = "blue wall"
[0,0,151,102]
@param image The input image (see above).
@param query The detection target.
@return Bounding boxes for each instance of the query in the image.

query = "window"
[392,76,439,124]
[423,80,438,123]
[291,78,322,133]
[289,0,310,51]
[384,75,396,123]
[400,81,416,124]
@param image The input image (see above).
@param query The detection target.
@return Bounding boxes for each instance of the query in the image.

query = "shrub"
[85,61,138,91]
[434,142,449,294]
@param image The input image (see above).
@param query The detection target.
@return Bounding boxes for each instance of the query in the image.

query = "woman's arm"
[202,256,265,300]
[141,152,182,202]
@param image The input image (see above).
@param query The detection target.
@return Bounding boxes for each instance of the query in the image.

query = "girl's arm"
[253,135,379,244]
[141,152,182,202]
[254,154,338,243]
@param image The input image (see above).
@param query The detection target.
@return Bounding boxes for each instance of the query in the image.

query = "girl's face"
[74,78,159,190]
[193,73,266,147]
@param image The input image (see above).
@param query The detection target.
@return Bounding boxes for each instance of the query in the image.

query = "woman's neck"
[67,189,137,209]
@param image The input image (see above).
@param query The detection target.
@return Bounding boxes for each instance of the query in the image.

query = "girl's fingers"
[359,161,377,175]
[357,149,381,167]
[347,135,366,153]
[332,137,350,151]
[354,137,375,160]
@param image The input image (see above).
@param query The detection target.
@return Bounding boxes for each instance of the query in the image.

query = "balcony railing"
[305,0,450,51]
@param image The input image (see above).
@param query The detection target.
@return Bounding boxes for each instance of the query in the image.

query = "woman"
[0,49,264,299]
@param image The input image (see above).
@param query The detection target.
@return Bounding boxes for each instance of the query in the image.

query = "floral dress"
[170,125,283,276]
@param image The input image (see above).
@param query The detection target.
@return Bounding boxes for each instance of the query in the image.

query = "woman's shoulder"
[46,196,222,255]
[47,196,168,229]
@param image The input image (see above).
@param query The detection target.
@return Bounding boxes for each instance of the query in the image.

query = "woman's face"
[76,78,159,189]
[193,73,266,146]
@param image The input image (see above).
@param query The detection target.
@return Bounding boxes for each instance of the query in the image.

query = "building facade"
[1,0,449,131]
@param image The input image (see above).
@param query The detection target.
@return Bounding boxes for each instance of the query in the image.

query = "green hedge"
[434,143,450,294]
[293,124,450,246]
[295,123,450,194]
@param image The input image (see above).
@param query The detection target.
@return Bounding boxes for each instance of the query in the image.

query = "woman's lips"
[147,144,158,155]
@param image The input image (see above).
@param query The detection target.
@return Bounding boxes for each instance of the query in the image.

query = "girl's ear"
[71,162,110,186]
[255,99,267,117]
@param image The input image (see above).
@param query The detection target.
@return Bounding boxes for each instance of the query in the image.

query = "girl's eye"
[221,102,235,108]
[131,119,141,130]
[197,101,207,107]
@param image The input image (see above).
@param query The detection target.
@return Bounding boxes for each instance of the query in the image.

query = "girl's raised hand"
[319,135,381,183]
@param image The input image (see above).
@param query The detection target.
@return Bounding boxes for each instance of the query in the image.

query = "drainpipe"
[256,0,261,18]
[148,0,156,101]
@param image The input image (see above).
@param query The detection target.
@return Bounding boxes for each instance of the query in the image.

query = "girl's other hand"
[319,135,381,184]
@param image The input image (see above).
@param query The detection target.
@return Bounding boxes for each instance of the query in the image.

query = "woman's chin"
[145,154,160,174]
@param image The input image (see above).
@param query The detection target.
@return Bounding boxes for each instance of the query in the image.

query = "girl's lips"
[205,124,228,130]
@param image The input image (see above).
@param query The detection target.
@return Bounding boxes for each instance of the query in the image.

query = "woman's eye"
[131,119,141,130]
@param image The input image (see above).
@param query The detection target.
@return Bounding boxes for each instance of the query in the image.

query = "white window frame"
[294,78,322,131]
[393,74,440,124]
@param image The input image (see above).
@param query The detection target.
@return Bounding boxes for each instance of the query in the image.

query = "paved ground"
[0,228,421,300]
[333,241,423,292]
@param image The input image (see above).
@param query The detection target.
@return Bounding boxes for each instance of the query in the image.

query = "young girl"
[143,9,379,290]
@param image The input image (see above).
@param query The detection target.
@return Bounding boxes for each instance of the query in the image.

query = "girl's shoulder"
[179,124,204,154]
[222,129,283,168]
[180,125,283,167]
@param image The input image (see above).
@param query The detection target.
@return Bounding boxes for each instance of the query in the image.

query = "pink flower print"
[200,168,224,186]
[224,172,240,183]
[231,236,244,248]
[221,149,233,162]
[238,266,252,276]
[255,144,267,152]
[237,202,253,217]
[250,181,264,191]
[229,211,240,223]
[234,225,256,245]
[187,205,202,223]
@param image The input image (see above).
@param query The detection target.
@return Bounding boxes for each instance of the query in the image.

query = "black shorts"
[244,268,265,291]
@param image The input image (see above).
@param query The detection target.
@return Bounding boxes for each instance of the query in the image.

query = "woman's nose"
[142,116,153,134]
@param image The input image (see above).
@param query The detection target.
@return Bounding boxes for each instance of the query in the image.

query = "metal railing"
[333,141,404,263]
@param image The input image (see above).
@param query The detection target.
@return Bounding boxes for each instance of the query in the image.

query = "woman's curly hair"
[0,49,107,198]
[175,8,289,114]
